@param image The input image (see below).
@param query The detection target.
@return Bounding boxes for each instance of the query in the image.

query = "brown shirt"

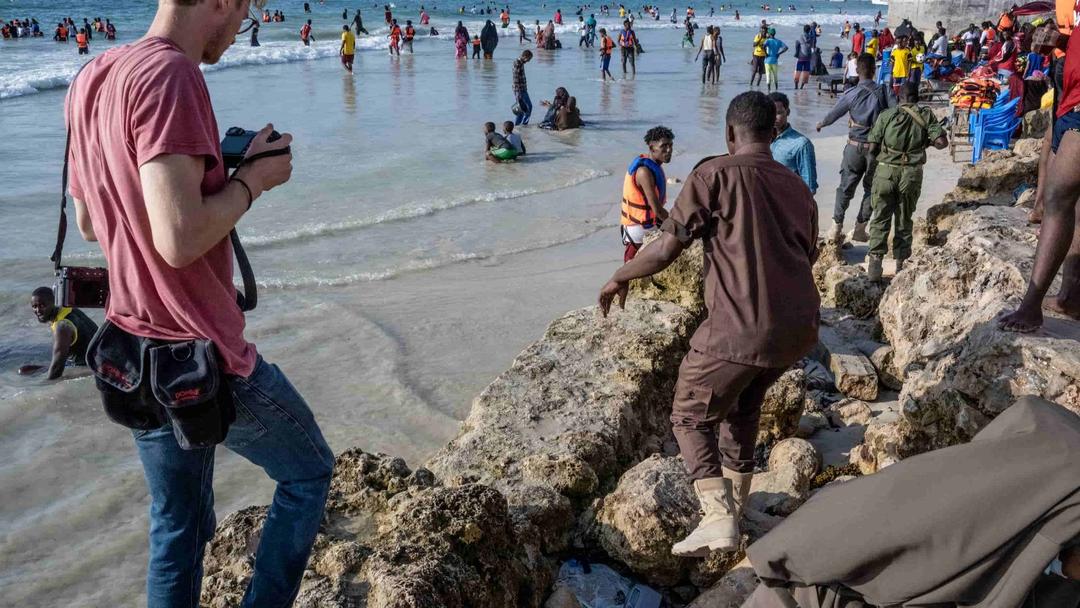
[662,146,819,368]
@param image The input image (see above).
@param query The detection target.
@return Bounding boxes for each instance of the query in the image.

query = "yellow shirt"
[753,33,767,57]
[912,44,926,68]
[865,37,879,58]
[341,30,356,54]
[619,7,626,17]
[891,47,912,78]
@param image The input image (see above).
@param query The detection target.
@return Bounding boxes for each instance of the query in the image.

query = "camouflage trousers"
[868,163,922,260]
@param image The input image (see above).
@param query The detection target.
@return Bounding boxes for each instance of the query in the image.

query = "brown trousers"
[671,348,786,480]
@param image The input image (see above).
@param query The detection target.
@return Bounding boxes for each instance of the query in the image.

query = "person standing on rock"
[999,5,1080,333]
[63,0,336,605]
[598,91,819,558]
[864,82,948,281]
[816,52,888,245]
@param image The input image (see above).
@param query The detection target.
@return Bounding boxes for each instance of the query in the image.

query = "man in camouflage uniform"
[865,81,948,280]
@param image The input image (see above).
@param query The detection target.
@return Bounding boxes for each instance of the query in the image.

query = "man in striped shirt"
[512,50,533,125]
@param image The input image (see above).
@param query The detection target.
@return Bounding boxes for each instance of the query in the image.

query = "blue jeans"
[134,356,334,608]
[514,90,532,125]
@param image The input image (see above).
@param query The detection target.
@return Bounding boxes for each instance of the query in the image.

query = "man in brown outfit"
[598,91,820,557]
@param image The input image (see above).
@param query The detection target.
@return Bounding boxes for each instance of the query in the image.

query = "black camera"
[221,126,283,170]
[55,265,109,308]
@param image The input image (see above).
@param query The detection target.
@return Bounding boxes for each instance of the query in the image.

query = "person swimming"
[20,287,99,380]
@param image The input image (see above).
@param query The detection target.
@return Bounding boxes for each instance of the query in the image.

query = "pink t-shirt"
[66,37,257,376]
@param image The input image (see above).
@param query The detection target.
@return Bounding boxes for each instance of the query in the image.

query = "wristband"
[232,177,254,211]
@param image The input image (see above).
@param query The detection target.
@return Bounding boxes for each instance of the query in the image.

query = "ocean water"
[1,1,883,605]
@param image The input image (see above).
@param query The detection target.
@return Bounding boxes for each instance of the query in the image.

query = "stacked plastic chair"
[971,94,1021,163]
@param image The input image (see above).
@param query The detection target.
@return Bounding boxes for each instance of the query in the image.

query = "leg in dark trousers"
[670,348,786,480]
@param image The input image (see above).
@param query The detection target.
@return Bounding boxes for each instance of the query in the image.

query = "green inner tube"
[490,147,520,160]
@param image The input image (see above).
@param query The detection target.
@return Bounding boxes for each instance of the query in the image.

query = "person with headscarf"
[556,96,583,130]
[454,21,469,57]
[539,87,570,129]
[543,19,557,49]
[481,19,499,58]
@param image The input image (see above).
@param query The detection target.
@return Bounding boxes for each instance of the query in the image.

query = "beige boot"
[850,221,869,242]
[722,468,753,518]
[867,254,884,281]
[829,220,844,244]
[671,478,740,557]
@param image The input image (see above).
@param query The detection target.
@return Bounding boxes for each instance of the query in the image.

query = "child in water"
[472,34,482,58]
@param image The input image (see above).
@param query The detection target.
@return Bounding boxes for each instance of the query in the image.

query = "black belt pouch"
[87,321,236,450]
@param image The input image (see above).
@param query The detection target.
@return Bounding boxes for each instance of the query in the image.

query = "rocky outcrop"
[929,141,1042,245]
[821,265,886,320]
[686,559,759,608]
[757,369,808,445]
[811,326,879,402]
[200,450,552,608]
[589,439,820,588]
[875,205,1080,459]
[589,455,741,587]
[630,238,705,313]
[424,300,699,526]
[747,438,821,517]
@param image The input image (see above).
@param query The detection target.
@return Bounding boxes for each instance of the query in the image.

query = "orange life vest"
[620,156,665,227]
[1059,0,1079,35]
[601,35,615,54]
[76,33,87,48]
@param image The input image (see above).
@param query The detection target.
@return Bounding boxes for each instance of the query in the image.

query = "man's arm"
[141,124,292,268]
[817,89,852,130]
[779,42,789,56]
[635,166,667,223]
[47,321,74,380]
[801,141,819,194]
[73,198,97,241]
[598,233,686,315]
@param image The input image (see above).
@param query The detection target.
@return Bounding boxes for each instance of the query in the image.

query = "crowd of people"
[13,1,1080,606]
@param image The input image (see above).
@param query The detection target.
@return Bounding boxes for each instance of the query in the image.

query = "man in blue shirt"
[763,28,788,92]
[769,92,818,194]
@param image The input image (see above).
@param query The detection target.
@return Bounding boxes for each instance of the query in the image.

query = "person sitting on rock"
[598,91,819,558]
[740,396,1080,608]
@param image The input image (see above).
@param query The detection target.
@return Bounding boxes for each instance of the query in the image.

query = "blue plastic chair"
[877,49,892,85]
[971,97,1021,163]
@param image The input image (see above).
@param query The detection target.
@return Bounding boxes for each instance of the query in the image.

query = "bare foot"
[1027,209,1042,225]
[998,307,1043,333]
[1044,296,1080,320]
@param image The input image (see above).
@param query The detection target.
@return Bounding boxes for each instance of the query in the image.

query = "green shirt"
[867,103,945,166]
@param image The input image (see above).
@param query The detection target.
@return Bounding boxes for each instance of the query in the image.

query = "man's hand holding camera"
[234,123,294,204]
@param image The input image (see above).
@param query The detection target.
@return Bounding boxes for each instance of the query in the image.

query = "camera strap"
[54,69,258,313]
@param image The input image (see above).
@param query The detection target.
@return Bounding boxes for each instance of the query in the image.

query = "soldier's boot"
[867,254,884,281]
[829,220,845,244]
[722,467,753,518]
[671,477,741,557]
[850,221,870,242]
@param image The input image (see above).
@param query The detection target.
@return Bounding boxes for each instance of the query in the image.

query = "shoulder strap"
[899,104,928,129]
[56,64,259,312]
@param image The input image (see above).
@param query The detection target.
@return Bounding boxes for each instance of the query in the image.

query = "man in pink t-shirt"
[65,1,334,605]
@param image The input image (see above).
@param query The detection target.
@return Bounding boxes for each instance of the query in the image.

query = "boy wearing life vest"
[472,35,482,58]
[599,27,615,80]
[76,28,89,55]
[300,19,313,46]
[389,19,402,55]
[621,126,675,262]
[404,20,415,53]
